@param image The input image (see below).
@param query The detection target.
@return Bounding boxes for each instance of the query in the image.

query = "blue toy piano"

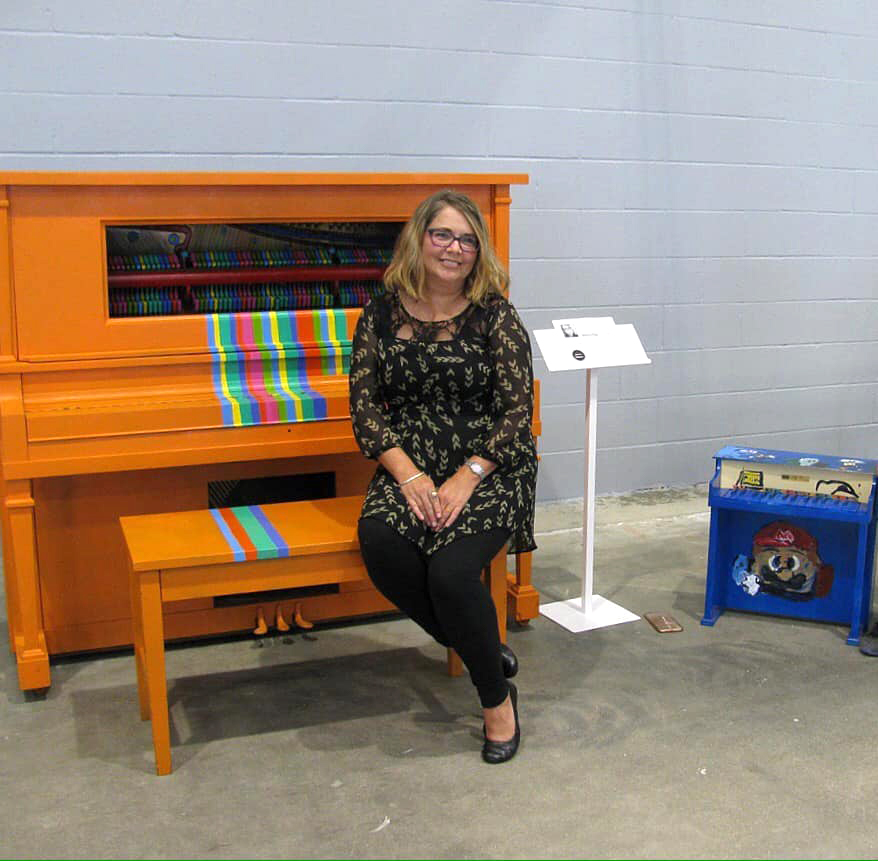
[702,446,878,644]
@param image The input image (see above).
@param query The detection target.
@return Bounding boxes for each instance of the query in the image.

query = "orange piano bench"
[120,495,508,776]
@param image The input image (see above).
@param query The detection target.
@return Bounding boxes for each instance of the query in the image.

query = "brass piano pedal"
[253,606,269,636]
[275,606,290,632]
[293,604,314,630]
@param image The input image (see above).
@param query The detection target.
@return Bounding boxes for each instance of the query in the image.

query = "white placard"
[534,323,651,371]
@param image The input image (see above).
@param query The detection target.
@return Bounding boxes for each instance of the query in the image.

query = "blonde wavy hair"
[383,189,510,304]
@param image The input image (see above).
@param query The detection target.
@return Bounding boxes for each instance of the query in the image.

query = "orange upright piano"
[0,172,541,691]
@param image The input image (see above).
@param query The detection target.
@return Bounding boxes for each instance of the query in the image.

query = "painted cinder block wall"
[2,1,876,501]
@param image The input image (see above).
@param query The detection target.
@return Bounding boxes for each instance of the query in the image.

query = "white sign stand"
[534,318,651,633]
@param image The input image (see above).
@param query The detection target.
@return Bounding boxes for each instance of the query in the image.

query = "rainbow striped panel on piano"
[206,308,357,427]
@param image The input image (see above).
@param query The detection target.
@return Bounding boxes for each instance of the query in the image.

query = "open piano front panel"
[0,172,534,690]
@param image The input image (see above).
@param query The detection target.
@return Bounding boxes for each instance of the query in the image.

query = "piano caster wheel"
[253,607,269,636]
[275,606,290,632]
[293,604,314,630]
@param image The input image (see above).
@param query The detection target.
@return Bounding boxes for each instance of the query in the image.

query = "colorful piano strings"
[110,281,382,317]
[188,248,334,268]
[337,280,385,307]
[110,248,391,272]
[190,283,335,313]
[334,248,392,264]
[206,309,355,427]
[109,286,186,317]
[108,253,182,272]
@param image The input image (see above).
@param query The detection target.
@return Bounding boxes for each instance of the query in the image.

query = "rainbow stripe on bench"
[206,309,355,427]
[210,505,291,562]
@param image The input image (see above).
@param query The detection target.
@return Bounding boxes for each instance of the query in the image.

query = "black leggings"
[357,518,510,709]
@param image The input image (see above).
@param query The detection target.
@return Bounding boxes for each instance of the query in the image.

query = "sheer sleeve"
[472,299,536,469]
[349,299,402,459]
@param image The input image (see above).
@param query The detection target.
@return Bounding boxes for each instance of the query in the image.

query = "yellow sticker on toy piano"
[736,469,764,489]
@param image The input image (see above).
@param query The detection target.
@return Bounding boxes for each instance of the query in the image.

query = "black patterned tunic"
[349,290,537,556]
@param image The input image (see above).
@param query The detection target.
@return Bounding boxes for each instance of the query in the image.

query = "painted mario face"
[752,522,822,596]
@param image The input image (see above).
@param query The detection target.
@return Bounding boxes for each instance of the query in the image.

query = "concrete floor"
[3,485,878,859]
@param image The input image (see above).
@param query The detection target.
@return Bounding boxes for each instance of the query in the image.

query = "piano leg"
[847,520,872,646]
[509,551,540,624]
[4,479,51,690]
[701,506,725,627]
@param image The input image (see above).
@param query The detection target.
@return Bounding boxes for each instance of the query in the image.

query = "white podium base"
[540,594,640,633]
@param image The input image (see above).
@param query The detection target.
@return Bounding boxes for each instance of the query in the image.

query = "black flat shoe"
[500,643,519,679]
[479,649,518,734]
[481,682,520,764]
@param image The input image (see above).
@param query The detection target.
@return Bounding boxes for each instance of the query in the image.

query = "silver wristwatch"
[464,459,486,481]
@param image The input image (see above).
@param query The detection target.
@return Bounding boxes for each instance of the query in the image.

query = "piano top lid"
[0,171,529,187]
[715,445,878,476]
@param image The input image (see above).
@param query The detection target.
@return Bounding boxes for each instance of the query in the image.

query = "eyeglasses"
[426,228,480,254]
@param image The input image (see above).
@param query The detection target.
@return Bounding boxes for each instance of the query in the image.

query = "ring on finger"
[429,490,439,497]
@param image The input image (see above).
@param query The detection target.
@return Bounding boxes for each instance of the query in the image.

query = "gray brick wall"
[2,1,876,499]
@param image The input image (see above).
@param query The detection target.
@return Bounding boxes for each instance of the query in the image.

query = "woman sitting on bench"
[350,189,538,764]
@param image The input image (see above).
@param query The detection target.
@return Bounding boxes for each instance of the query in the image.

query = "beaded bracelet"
[398,471,425,487]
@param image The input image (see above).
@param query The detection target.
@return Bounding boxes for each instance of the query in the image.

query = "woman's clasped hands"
[399,468,480,532]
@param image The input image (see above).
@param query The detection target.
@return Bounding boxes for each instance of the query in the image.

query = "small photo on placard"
[552,316,616,338]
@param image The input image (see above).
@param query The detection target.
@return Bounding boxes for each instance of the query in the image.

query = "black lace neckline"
[392,292,475,342]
